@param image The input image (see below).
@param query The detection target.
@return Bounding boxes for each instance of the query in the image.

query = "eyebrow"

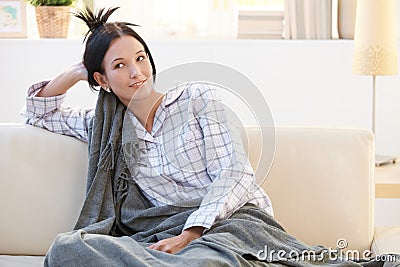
[110,50,146,65]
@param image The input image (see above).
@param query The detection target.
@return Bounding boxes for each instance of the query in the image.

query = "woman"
[24,7,395,267]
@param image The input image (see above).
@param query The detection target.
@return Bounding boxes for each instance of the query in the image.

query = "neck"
[127,91,164,132]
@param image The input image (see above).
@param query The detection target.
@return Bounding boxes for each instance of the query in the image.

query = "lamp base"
[375,154,398,167]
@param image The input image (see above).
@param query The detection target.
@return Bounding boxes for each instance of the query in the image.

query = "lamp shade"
[352,0,398,75]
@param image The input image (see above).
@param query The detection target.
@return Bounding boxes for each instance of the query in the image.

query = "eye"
[114,63,124,69]
[137,55,145,62]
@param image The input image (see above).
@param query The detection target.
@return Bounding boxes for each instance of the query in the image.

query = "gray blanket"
[44,91,399,267]
[44,200,398,267]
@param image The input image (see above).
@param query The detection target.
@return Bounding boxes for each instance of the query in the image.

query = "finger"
[147,242,163,251]
[147,243,158,249]
[149,243,173,253]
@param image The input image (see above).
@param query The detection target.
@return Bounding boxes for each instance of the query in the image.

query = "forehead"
[103,35,145,63]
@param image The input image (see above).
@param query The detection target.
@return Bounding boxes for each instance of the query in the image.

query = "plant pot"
[35,6,71,38]
[337,0,357,39]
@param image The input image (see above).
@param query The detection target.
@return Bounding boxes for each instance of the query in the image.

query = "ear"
[94,71,108,88]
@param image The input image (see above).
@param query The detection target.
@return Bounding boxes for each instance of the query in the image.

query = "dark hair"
[74,7,156,91]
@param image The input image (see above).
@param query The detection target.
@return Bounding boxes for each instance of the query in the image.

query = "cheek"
[107,70,126,85]
[145,63,153,76]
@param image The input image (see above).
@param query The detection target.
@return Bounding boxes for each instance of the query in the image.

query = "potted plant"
[26,0,76,38]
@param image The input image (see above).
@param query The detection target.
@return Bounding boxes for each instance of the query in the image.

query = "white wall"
[2,39,400,156]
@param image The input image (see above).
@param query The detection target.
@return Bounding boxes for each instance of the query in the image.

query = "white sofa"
[0,123,398,266]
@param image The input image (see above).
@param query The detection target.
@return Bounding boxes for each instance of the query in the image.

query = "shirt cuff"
[183,206,220,232]
[24,81,66,117]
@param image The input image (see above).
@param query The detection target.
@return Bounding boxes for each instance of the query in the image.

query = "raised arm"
[23,62,94,143]
[36,62,88,97]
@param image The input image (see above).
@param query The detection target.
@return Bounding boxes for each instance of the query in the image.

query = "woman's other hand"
[147,226,204,254]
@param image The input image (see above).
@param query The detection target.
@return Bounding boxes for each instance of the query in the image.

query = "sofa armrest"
[0,124,88,256]
[372,226,400,255]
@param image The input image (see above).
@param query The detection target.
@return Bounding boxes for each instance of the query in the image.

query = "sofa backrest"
[0,124,374,255]
[245,126,374,253]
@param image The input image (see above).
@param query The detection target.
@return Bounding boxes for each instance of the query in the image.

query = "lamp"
[352,0,399,166]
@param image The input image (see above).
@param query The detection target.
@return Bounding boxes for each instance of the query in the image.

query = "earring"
[103,86,111,93]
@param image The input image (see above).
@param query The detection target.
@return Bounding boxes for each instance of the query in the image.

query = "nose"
[130,64,139,78]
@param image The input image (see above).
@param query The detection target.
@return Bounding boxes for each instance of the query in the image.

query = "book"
[238,10,284,18]
[237,33,283,39]
[237,10,284,39]
[237,18,283,34]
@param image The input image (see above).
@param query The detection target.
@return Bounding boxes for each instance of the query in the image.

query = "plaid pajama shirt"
[23,81,273,231]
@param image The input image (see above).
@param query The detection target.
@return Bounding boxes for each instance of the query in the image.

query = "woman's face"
[94,35,153,106]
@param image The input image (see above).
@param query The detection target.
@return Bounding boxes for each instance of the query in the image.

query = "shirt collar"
[125,85,187,142]
[164,84,187,106]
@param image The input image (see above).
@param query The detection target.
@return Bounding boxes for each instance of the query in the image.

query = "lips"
[130,79,147,88]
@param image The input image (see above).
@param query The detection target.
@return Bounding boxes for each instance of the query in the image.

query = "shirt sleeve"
[182,83,259,231]
[22,81,94,143]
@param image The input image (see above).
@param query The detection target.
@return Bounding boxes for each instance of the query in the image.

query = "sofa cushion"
[0,255,44,267]
[246,126,374,252]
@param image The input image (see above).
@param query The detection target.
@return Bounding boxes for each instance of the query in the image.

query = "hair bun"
[73,7,119,39]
